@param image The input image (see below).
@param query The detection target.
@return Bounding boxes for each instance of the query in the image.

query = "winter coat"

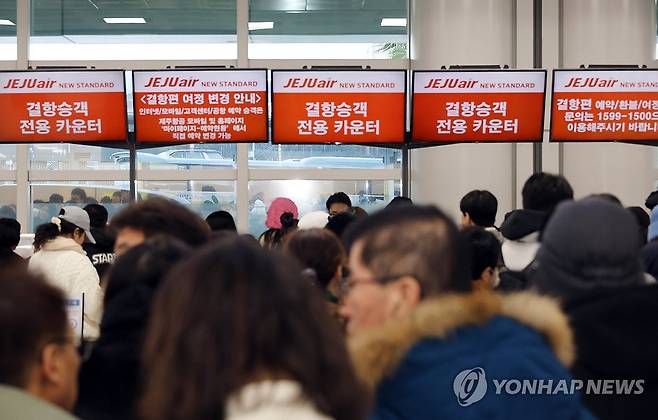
[641,241,658,280]
[560,284,658,420]
[82,227,116,279]
[349,291,594,420]
[225,380,332,420]
[500,209,546,271]
[29,237,103,339]
[0,385,78,420]
[0,248,25,268]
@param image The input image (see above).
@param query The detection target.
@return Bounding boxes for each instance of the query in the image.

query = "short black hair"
[0,218,20,249]
[326,192,352,212]
[646,190,658,210]
[386,196,413,208]
[0,206,15,220]
[461,227,501,281]
[522,172,574,212]
[460,190,498,227]
[84,204,109,229]
[49,194,64,204]
[325,212,358,240]
[205,211,237,232]
[71,187,87,199]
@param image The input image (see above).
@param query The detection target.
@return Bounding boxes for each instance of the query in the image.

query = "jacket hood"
[42,237,86,255]
[348,291,574,390]
[500,209,547,240]
[564,284,658,379]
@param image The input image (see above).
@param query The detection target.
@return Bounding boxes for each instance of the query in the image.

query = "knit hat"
[265,198,298,229]
[648,206,658,242]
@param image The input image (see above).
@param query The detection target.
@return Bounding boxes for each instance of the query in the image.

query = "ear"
[39,343,64,387]
[461,212,473,227]
[389,276,421,316]
[477,267,494,290]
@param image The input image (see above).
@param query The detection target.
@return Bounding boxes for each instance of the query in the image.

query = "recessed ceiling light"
[0,19,15,26]
[380,18,407,27]
[249,21,274,31]
[103,17,146,24]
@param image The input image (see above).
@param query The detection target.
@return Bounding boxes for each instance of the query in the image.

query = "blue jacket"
[349,292,595,420]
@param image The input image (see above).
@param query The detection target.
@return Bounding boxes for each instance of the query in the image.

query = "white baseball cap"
[58,206,96,244]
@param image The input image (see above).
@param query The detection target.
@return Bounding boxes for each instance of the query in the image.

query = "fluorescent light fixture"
[249,21,274,31]
[0,19,15,26]
[103,17,146,24]
[380,18,407,27]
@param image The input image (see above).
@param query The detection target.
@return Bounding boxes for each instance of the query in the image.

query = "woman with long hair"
[140,236,367,420]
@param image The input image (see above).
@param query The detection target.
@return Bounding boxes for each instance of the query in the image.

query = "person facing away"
[82,204,115,280]
[0,269,80,420]
[259,197,299,248]
[109,197,210,256]
[527,198,658,420]
[459,189,502,242]
[326,192,352,218]
[498,172,574,290]
[29,206,103,340]
[340,204,593,420]
[461,226,502,291]
[139,236,368,420]
[0,217,25,268]
[206,210,237,232]
[75,236,191,420]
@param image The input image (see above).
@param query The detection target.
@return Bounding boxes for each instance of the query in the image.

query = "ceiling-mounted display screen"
[551,69,658,142]
[0,71,127,143]
[133,69,268,143]
[271,70,406,144]
[412,70,547,143]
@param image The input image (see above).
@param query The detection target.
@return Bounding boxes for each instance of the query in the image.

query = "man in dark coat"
[83,204,115,280]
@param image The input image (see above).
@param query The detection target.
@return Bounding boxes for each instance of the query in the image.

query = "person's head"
[461,227,501,291]
[49,194,64,204]
[34,206,96,248]
[587,193,622,206]
[205,211,237,232]
[285,229,345,290]
[627,206,650,247]
[459,190,498,227]
[0,205,16,219]
[529,198,645,300]
[298,211,330,230]
[100,196,112,204]
[111,191,122,204]
[110,198,210,256]
[0,269,79,411]
[340,205,470,335]
[140,237,367,420]
[83,204,109,229]
[351,206,369,218]
[385,196,413,209]
[265,197,298,230]
[70,188,87,204]
[522,172,574,213]
[646,190,658,210]
[325,212,358,239]
[0,218,20,251]
[267,212,298,248]
[103,235,191,310]
[326,192,352,217]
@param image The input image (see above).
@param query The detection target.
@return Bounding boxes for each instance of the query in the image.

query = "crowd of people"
[0,172,657,419]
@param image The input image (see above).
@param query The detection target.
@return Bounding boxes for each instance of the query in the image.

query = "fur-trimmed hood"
[348,291,575,390]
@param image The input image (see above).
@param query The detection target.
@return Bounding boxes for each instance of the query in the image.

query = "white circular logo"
[453,367,488,407]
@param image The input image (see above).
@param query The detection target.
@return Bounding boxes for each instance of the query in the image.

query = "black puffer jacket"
[82,227,115,279]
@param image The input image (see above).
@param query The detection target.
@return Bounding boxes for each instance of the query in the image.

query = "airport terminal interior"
[0,1,657,419]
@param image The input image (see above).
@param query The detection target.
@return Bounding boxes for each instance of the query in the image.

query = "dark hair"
[0,269,68,387]
[587,193,622,206]
[326,192,352,212]
[100,196,112,204]
[627,206,650,248]
[325,212,358,239]
[110,198,210,248]
[140,237,368,420]
[0,218,20,249]
[522,172,574,212]
[460,190,498,227]
[461,227,501,281]
[33,210,84,251]
[49,194,64,204]
[344,205,471,297]
[103,235,191,309]
[84,204,109,229]
[386,196,413,209]
[646,190,658,210]
[71,188,87,200]
[205,211,237,232]
[285,229,345,289]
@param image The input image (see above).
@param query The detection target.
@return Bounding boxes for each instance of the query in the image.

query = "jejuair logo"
[453,367,488,407]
